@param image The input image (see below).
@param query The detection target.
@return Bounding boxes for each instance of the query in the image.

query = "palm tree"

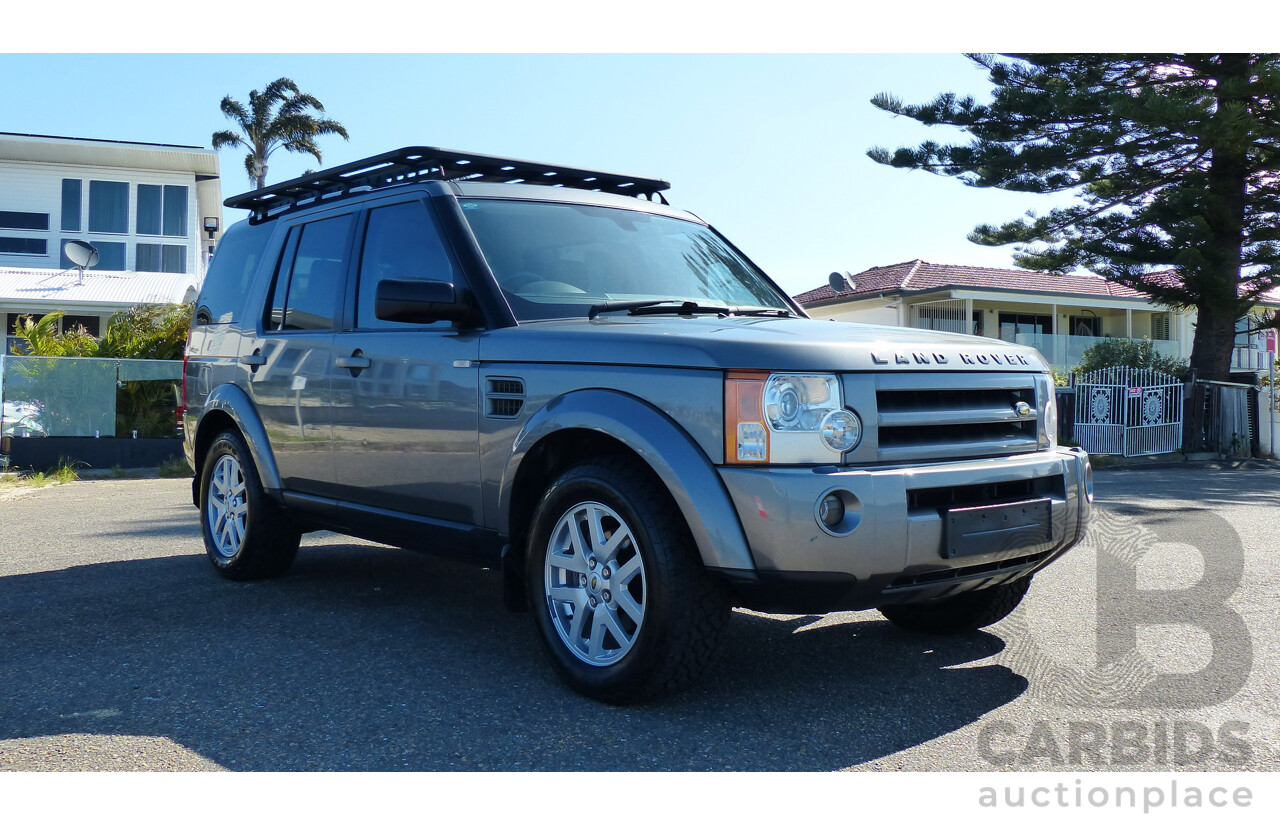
[211,77,349,189]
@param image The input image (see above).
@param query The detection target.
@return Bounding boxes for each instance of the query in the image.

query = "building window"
[0,237,47,255]
[999,312,1052,344]
[913,299,968,334]
[62,179,82,231]
[0,211,49,231]
[63,240,125,270]
[137,243,186,274]
[163,185,188,236]
[136,184,162,235]
[1151,313,1172,341]
[88,180,129,234]
[162,244,185,273]
[137,184,189,237]
[1069,314,1102,337]
[61,315,101,337]
[1234,314,1263,349]
[7,312,44,329]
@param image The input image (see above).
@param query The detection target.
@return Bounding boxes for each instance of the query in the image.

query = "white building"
[0,132,221,343]
[795,259,1279,375]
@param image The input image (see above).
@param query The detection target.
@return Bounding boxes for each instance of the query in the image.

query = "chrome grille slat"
[879,406,1039,428]
[868,372,1042,463]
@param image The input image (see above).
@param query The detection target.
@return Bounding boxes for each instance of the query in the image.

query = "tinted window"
[356,201,457,329]
[93,241,126,271]
[269,214,353,331]
[194,220,273,325]
[137,185,188,237]
[163,185,188,236]
[88,181,129,233]
[62,315,101,337]
[61,179,81,231]
[137,243,185,274]
[0,211,48,231]
[0,238,46,255]
[162,244,186,273]
[137,184,163,235]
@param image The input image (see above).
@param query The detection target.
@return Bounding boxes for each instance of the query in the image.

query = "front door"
[329,198,483,531]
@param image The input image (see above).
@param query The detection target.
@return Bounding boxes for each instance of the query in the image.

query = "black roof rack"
[224,146,672,223]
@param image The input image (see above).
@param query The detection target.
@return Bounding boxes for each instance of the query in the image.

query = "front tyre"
[199,429,300,580]
[878,576,1031,634]
[526,458,730,704]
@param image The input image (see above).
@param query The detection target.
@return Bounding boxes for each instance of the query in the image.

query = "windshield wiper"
[730,307,793,317]
[588,300,791,320]
[588,299,709,319]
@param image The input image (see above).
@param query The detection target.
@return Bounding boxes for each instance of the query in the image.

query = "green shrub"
[1075,337,1189,379]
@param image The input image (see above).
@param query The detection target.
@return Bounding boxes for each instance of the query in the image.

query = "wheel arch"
[500,389,756,575]
[191,383,282,494]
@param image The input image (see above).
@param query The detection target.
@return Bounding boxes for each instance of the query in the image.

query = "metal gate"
[1074,367,1184,456]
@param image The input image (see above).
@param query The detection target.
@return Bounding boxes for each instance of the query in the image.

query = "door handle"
[239,351,266,370]
[336,352,371,374]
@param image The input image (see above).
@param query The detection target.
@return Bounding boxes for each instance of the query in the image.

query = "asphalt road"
[0,466,1277,772]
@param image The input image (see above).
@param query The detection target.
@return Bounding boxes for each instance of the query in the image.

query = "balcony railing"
[1230,347,1274,371]
[1009,333,1182,371]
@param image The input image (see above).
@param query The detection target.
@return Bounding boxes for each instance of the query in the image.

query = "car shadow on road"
[0,541,1025,771]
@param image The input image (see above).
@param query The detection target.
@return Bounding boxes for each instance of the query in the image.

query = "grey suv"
[183,147,1092,703]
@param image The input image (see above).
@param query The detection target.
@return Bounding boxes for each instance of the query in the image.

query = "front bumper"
[711,447,1091,613]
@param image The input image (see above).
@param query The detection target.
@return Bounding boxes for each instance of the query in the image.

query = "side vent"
[486,377,526,419]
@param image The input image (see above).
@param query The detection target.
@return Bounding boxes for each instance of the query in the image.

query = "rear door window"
[264,213,355,331]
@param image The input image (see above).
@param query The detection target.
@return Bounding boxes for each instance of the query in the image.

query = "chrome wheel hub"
[208,454,248,558]
[543,501,646,667]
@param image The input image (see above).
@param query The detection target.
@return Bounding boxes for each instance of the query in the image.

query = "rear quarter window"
[194,220,274,325]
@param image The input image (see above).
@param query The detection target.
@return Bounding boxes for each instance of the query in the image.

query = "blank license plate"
[945,498,1051,559]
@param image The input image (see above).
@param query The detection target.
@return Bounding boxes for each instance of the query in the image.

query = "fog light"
[818,493,845,528]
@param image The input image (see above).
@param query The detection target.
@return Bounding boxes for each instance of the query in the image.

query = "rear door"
[247,211,355,496]
[329,196,483,535]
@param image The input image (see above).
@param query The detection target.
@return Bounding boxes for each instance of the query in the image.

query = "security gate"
[1074,367,1183,456]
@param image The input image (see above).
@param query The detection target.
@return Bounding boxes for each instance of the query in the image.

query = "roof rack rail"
[223,146,672,223]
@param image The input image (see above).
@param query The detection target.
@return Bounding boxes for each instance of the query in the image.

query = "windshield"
[458,199,792,321]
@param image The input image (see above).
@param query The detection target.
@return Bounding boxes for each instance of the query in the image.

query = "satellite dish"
[64,240,100,269]
[829,271,853,293]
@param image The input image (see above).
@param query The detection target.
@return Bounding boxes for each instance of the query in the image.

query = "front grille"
[873,373,1040,462]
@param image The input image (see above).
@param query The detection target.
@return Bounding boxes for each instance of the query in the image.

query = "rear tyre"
[199,429,300,580]
[525,457,731,704]
[878,576,1032,635]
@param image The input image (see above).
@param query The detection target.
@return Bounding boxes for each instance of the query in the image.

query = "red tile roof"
[792,260,1171,307]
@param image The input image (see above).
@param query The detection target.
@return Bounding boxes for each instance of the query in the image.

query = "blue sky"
[0,51,1086,297]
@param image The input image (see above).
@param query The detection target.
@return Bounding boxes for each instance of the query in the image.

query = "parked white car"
[1,400,44,438]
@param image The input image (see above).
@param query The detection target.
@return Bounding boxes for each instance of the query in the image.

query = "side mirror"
[375,279,473,324]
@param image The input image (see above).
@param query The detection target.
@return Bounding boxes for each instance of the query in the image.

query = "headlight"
[1038,373,1059,450]
[726,372,862,463]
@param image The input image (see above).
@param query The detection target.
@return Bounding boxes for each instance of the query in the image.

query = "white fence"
[1074,366,1184,456]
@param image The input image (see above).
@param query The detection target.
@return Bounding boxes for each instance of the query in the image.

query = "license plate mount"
[945,498,1051,559]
